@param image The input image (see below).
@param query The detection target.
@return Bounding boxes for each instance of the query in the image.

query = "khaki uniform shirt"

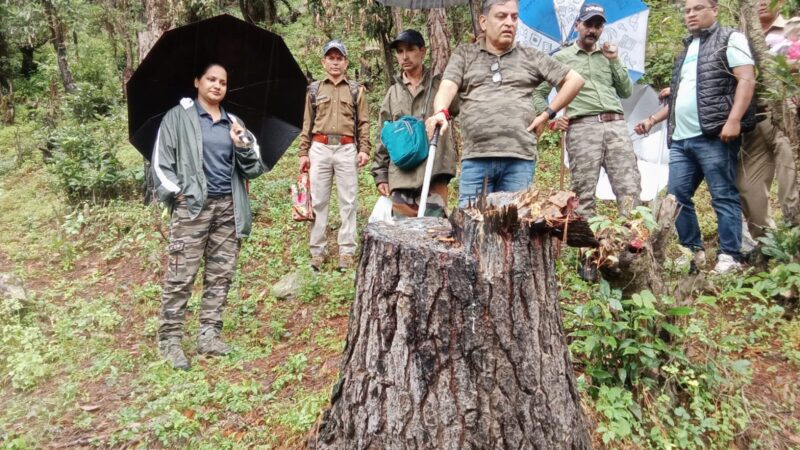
[298,76,371,156]
[442,37,570,161]
[533,43,632,118]
[372,68,459,191]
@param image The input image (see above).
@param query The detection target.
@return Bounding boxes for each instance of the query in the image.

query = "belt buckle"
[597,114,606,123]
[329,134,342,145]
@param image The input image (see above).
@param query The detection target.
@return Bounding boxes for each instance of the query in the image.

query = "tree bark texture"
[137,0,175,63]
[41,0,76,94]
[311,191,592,450]
[380,31,396,87]
[138,0,176,204]
[427,8,450,77]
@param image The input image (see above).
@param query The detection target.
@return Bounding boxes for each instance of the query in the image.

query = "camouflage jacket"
[151,98,266,238]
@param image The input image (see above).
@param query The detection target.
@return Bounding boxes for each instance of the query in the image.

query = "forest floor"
[0,135,798,449]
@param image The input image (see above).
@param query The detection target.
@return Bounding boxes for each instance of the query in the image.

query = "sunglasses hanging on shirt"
[490,61,502,83]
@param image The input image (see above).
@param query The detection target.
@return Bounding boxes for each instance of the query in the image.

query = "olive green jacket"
[152,97,265,237]
[372,68,458,192]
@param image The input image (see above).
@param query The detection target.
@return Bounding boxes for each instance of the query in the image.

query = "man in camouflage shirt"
[533,3,641,218]
[426,0,584,207]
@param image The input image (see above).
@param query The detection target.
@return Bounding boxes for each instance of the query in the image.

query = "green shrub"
[47,113,138,203]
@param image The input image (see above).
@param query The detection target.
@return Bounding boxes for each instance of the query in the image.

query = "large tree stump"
[310,191,592,449]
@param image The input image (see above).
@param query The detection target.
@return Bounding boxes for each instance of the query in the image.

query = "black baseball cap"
[390,29,426,49]
[577,3,606,22]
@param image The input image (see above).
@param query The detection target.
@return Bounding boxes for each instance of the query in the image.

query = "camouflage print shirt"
[442,37,570,161]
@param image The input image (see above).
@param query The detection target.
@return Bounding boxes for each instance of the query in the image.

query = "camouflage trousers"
[158,196,239,340]
[566,119,641,218]
[390,181,449,218]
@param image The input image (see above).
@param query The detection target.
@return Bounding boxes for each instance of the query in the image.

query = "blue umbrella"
[517,0,650,81]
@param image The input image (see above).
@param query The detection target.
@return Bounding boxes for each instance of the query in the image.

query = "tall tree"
[427,8,450,76]
[138,0,177,204]
[100,0,140,97]
[40,0,76,94]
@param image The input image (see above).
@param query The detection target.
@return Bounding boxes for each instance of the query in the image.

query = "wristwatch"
[545,106,557,120]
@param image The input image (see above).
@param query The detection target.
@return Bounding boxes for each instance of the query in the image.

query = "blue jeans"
[668,135,742,258]
[458,157,536,207]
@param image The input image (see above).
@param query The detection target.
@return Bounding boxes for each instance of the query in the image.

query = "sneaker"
[310,255,325,272]
[197,329,232,356]
[158,337,190,370]
[712,254,742,274]
[675,249,706,274]
[338,254,355,272]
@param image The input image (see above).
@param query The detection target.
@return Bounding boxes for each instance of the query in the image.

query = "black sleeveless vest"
[668,23,756,145]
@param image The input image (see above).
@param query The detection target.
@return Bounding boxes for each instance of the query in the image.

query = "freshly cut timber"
[310,189,593,450]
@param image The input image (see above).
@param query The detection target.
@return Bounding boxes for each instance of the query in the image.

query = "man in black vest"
[634,0,756,274]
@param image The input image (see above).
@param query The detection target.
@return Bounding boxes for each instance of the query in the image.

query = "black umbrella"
[127,14,307,170]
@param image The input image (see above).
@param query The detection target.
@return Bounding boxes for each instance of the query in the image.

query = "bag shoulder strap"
[307,81,321,140]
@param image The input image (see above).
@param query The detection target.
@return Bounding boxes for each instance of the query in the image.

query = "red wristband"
[437,108,451,120]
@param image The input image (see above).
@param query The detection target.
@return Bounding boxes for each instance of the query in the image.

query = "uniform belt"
[313,133,354,145]
[570,112,625,124]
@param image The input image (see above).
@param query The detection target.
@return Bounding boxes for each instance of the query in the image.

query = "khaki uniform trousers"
[737,118,800,238]
[159,197,239,340]
[309,141,358,257]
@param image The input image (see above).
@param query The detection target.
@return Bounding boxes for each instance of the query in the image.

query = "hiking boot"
[197,329,232,356]
[712,254,742,275]
[310,255,325,272]
[338,254,355,272]
[158,338,190,370]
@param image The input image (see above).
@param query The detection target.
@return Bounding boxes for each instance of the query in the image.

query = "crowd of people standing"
[150,0,800,369]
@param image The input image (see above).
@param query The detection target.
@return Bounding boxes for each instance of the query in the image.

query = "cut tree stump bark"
[310,190,592,450]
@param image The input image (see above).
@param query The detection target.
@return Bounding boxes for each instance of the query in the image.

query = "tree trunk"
[41,0,77,94]
[427,8,450,77]
[137,0,175,63]
[380,31,396,86]
[264,0,277,27]
[138,0,176,204]
[20,45,37,78]
[392,7,404,33]
[310,191,592,449]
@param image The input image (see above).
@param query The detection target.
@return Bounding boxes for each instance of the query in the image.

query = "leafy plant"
[758,222,800,263]
[569,282,691,389]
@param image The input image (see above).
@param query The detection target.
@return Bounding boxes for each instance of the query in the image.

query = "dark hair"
[194,63,227,80]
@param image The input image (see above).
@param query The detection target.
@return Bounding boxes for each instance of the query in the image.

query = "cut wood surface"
[310,190,592,449]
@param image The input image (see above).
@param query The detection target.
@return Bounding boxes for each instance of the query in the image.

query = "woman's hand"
[230,122,249,148]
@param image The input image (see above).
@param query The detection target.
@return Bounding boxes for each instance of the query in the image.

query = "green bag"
[381,116,429,170]
[380,73,435,171]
